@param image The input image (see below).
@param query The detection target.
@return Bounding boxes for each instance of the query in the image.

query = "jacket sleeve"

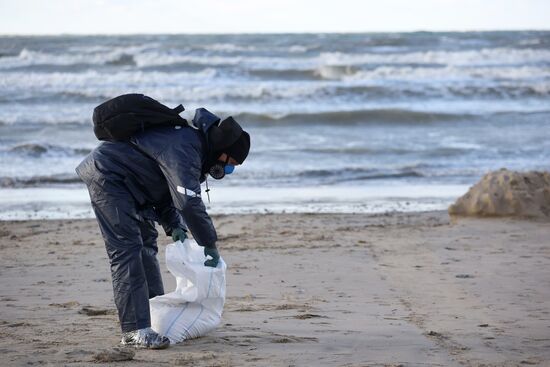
[156,141,217,248]
[154,195,184,236]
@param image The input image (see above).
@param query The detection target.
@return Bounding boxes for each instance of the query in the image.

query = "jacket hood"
[192,107,249,175]
[193,108,220,136]
[192,108,221,175]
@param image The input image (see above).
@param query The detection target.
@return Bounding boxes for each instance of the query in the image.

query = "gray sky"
[1,0,549,35]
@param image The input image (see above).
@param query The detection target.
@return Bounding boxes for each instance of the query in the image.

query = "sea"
[0,32,549,219]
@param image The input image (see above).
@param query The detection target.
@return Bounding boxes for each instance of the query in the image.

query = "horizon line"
[1,28,549,37]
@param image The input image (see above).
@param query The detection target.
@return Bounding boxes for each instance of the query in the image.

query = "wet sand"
[1,211,549,366]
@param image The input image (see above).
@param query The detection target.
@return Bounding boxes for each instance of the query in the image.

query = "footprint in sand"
[271,335,318,343]
[93,347,134,362]
[174,352,232,366]
[49,301,80,308]
[293,313,328,320]
[78,305,116,316]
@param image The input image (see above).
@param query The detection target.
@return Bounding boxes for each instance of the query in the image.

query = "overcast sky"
[1,0,549,35]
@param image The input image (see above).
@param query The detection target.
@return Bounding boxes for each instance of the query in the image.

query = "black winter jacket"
[76,108,222,249]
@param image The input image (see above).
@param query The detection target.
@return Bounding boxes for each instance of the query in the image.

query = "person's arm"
[156,141,218,250]
[154,195,185,237]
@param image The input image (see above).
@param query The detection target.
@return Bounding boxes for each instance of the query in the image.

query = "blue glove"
[171,227,187,243]
[204,247,220,268]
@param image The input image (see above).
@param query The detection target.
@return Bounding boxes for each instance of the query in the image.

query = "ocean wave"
[133,47,550,70]
[0,47,157,70]
[2,41,549,74]
[198,43,257,52]
[1,64,547,106]
[0,51,19,58]
[135,47,550,71]
[137,62,229,73]
[0,69,219,90]
[247,68,318,80]
[105,53,136,66]
[244,166,432,185]
[241,62,550,87]
[235,108,470,124]
[0,174,82,188]
[2,102,548,127]
[184,42,318,54]
[317,47,550,67]
[0,48,114,69]
[0,167,424,188]
[233,162,496,186]
[0,91,113,105]
[314,65,358,80]
[4,143,90,157]
[297,146,474,156]
[296,168,424,180]
[3,80,548,107]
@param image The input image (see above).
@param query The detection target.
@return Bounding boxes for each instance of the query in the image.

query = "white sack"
[150,239,226,343]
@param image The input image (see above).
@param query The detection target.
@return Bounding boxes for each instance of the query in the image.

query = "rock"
[93,347,135,362]
[449,169,550,219]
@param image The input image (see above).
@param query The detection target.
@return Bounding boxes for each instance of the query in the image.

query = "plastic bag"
[150,239,226,343]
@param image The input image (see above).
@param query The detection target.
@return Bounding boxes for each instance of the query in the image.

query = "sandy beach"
[1,211,549,366]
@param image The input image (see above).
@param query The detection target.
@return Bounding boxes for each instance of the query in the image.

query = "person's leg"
[88,179,150,333]
[139,219,164,299]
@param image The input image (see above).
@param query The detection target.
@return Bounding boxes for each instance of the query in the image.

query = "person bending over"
[76,104,250,349]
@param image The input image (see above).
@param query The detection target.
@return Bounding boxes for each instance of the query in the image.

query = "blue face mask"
[224,164,235,175]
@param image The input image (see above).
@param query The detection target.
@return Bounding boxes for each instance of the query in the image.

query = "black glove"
[171,227,187,243]
[204,247,220,268]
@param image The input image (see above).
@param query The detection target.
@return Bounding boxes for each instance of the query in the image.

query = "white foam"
[318,48,550,67]
[199,43,256,52]
[0,47,141,69]
[3,45,549,75]
[0,184,469,220]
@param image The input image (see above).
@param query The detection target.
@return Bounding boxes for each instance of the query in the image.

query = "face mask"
[224,164,235,175]
[208,156,235,180]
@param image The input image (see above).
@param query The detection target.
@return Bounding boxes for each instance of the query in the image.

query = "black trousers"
[87,178,164,333]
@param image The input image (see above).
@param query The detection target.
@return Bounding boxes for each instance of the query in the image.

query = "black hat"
[208,116,250,164]
[225,130,250,164]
